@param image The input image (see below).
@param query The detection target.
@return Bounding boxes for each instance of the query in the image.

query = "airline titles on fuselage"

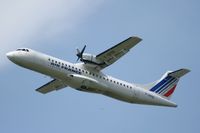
[48,58,134,90]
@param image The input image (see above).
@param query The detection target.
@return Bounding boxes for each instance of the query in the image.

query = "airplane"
[6,36,190,107]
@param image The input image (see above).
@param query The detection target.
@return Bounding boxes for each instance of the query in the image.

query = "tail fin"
[149,69,190,99]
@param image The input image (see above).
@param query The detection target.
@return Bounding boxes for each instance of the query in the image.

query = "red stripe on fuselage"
[164,85,177,97]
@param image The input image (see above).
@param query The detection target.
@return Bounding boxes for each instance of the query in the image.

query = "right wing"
[36,79,67,94]
[96,36,142,69]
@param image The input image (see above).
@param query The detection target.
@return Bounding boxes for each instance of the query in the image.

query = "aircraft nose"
[6,52,15,61]
[6,52,12,59]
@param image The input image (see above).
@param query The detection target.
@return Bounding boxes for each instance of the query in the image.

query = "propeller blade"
[76,57,80,62]
[76,48,81,55]
[76,45,86,62]
[81,45,86,55]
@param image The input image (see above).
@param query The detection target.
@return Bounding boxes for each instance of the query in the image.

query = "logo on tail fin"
[150,76,179,98]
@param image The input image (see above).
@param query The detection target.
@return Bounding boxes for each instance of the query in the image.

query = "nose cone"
[6,51,19,63]
[6,52,14,60]
[6,50,29,66]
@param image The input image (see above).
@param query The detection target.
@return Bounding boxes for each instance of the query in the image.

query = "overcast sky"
[1,0,200,133]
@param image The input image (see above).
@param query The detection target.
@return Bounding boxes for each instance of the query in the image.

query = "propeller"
[76,45,86,61]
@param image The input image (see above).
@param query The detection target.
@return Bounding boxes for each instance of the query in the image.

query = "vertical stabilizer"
[149,69,190,99]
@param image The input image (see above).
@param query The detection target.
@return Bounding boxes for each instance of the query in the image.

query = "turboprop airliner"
[6,36,190,107]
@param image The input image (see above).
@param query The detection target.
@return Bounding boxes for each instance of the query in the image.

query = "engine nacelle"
[81,53,102,65]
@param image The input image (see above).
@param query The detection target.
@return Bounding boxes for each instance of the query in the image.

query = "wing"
[36,79,67,94]
[96,36,142,69]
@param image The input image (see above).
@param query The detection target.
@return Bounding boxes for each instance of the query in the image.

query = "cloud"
[0,0,103,69]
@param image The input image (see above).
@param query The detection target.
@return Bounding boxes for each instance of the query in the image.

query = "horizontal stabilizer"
[168,69,190,79]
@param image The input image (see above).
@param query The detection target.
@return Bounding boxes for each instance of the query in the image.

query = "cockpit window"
[16,49,29,52]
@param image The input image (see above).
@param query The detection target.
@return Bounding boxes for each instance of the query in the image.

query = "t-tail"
[148,68,190,100]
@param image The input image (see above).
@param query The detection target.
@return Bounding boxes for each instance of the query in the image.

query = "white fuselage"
[7,49,177,107]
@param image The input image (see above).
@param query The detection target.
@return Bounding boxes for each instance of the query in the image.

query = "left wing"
[96,36,142,69]
[36,79,67,94]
